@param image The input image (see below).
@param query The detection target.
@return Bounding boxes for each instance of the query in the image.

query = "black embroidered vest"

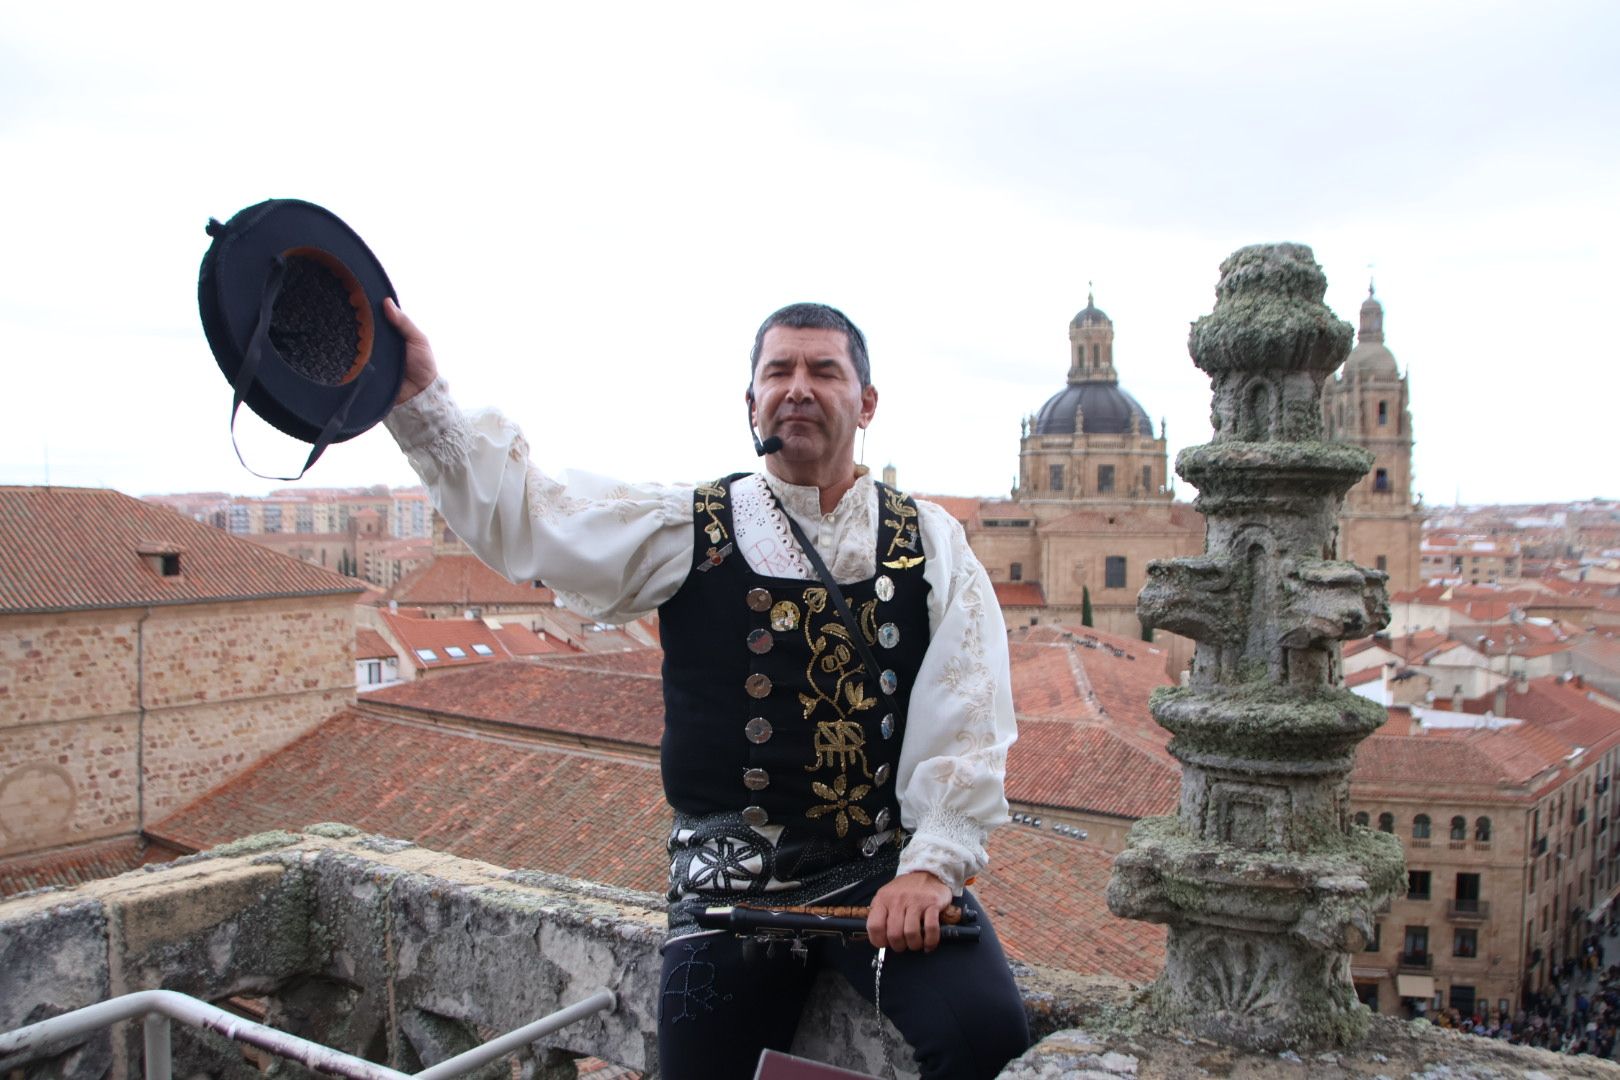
[657,474,931,843]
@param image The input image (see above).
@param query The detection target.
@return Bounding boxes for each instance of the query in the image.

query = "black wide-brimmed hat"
[198,199,404,478]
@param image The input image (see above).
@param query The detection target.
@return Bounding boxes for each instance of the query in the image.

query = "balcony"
[1446,899,1491,922]
[1397,952,1434,973]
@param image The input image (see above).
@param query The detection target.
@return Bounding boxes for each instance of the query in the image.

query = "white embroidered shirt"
[383,378,1016,892]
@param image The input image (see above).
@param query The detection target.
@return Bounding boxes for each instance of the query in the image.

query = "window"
[471,643,495,656]
[1376,555,1388,572]
[1097,465,1115,493]
[1403,925,1428,962]
[1374,468,1390,492]
[1142,465,1153,492]
[444,646,467,659]
[415,648,438,662]
[1049,464,1064,492]
[1408,870,1432,900]
[1379,812,1395,833]
[1450,816,1467,841]
[1455,873,1481,913]
[1412,814,1431,840]
[1010,562,1022,582]
[1450,985,1476,1017]
[160,553,181,576]
[1355,811,1370,827]
[1091,344,1099,364]
[1454,928,1478,958]
[1364,922,1381,951]
[1378,400,1389,426]
[1104,556,1127,589]
[363,660,382,685]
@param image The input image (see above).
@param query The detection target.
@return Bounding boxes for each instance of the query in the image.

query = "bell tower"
[1321,284,1422,592]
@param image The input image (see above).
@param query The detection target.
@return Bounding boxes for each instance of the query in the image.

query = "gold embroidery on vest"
[694,479,729,546]
[881,487,921,561]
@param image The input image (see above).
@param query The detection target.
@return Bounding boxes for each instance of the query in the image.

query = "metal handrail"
[0,988,616,1080]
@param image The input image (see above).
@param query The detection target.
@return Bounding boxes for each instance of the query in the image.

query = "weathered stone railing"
[3,827,1617,1078]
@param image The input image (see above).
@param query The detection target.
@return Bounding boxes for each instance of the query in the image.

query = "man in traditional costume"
[381,300,1029,1080]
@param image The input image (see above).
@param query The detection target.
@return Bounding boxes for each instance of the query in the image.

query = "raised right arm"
[380,303,693,624]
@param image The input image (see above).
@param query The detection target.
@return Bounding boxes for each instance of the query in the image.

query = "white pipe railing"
[0,988,617,1080]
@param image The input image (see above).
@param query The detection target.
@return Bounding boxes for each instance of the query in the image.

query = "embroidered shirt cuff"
[898,807,989,895]
[382,378,474,478]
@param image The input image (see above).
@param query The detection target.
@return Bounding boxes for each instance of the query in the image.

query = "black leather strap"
[775,494,903,722]
[229,254,373,481]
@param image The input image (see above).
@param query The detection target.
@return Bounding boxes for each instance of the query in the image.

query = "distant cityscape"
[4,291,1620,1038]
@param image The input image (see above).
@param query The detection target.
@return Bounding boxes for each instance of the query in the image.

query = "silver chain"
[872,946,896,1079]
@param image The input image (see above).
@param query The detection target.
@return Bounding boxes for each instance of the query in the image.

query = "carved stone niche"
[1207,780,1289,851]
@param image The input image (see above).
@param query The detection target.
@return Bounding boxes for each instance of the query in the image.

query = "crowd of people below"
[1428,932,1619,1057]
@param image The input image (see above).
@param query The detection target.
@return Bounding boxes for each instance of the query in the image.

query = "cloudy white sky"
[3,1,1616,506]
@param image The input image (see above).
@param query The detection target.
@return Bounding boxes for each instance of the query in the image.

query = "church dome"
[1033,382,1152,436]
[1343,286,1400,379]
[1071,298,1109,328]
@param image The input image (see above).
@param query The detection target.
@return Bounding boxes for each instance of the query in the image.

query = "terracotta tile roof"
[916,495,983,527]
[148,709,1164,982]
[1007,719,1178,819]
[0,836,164,897]
[1345,668,1382,688]
[1351,727,1570,792]
[379,611,518,671]
[147,712,672,893]
[382,554,556,607]
[1008,624,1172,739]
[976,827,1164,981]
[366,658,665,748]
[493,622,576,656]
[1387,629,1462,663]
[993,582,1046,607]
[0,486,364,613]
[356,629,395,660]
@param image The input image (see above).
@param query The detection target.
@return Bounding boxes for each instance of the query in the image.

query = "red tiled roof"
[147,709,1164,982]
[382,554,556,607]
[1008,719,1178,819]
[1009,624,1172,739]
[493,623,576,656]
[147,712,671,892]
[993,582,1046,607]
[1351,726,1570,792]
[356,629,395,660]
[0,836,166,897]
[1345,668,1382,688]
[379,611,516,671]
[0,486,364,613]
[917,495,983,527]
[976,827,1164,981]
[366,658,665,748]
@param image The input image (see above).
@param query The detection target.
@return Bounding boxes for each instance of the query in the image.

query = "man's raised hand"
[384,299,439,406]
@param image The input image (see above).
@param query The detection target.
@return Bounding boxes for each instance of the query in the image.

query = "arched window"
[1450,816,1467,841]
[1413,814,1431,839]
[1378,812,1394,833]
[1476,817,1493,843]
[1355,811,1370,827]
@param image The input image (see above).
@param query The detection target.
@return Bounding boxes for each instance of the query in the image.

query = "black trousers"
[656,879,1030,1080]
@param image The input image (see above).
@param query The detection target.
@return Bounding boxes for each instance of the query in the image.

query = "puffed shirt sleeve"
[894,500,1016,893]
[381,378,694,623]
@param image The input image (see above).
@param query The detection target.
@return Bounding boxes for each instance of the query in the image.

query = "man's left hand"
[867,871,953,953]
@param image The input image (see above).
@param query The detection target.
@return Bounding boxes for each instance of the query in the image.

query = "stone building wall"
[0,596,355,860]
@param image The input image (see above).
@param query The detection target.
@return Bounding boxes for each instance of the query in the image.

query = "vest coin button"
[747,629,774,654]
[745,717,773,744]
[873,763,892,787]
[742,806,769,828]
[745,673,773,698]
[747,588,773,612]
[874,808,891,832]
[880,713,895,739]
[743,768,770,791]
[877,623,899,649]
[769,601,800,632]
[879,670,898,695]
[875,575,895,602]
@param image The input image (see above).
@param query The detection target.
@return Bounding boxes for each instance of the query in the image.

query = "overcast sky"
[3,2,1616,507]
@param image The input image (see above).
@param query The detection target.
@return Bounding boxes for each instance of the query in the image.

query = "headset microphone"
[747,391,783,456]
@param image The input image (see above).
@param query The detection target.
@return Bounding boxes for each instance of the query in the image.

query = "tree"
[1081,586,1093,627]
